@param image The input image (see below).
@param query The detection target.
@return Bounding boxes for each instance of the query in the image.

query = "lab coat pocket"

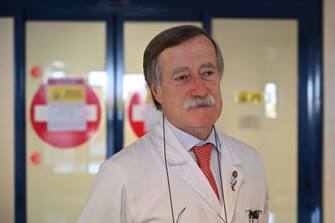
[244,210,269,223]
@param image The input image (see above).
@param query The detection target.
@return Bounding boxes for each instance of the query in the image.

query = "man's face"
[151,35,222,133]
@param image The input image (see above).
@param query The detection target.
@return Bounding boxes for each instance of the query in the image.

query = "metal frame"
[12,5,322,223]
[14,8,27,223]
[297,15,323,222]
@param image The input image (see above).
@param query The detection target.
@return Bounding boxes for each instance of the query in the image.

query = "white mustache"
[184,94,216,109]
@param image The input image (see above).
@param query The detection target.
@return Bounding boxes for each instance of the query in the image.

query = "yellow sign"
[250,92,263,104]
[47,85,85,103]
[235,91,263,104]
[235,91,249,103]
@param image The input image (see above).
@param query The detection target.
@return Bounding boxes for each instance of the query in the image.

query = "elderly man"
[77,25,268,223]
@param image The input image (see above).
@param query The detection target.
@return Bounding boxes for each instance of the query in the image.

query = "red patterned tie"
[192,143,220,200]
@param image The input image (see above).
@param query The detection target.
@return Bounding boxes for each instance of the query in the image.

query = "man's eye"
[175,75,190,82]
[202,71,215,80]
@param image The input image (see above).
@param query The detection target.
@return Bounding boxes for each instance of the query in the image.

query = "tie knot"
[192,143,213,168]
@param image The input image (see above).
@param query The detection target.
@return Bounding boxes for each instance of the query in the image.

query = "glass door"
[20,15,313,223]
[122,21,202,147]
[25,21,108,223]
[212,18,298,223]
[122,18,298,223]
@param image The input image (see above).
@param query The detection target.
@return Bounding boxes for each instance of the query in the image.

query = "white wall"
[0,17,15,223]
[323,0,335,222]
[25,21,107,223]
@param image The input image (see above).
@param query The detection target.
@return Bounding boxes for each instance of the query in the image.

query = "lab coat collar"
[152,119,224,215]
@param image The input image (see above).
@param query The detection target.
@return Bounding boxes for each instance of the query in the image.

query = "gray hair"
[143,25,224,110]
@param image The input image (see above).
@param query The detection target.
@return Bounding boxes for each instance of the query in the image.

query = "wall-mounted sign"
[235,91,263,104]
[30,78,101,148]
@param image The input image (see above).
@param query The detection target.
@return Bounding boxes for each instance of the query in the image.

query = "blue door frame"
[14,5,322,223]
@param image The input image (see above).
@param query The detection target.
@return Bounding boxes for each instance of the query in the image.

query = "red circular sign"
[128,91,145,137]
[30,84,101,148]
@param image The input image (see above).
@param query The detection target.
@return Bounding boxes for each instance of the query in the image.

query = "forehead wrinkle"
[200,62,216,70]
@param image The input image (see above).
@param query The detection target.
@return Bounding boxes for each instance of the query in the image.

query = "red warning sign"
[30,78,101,148]
[128,91,145,137]
[127,87,160,137]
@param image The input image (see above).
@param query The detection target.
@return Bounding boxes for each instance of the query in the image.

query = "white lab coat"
[77,120,269,223]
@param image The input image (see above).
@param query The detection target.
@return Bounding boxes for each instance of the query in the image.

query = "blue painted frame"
[13,5,322,223]
[298,16,323,223]
[14,8,27,223]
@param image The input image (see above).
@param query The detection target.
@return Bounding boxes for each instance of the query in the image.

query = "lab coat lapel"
[153,121,222,215]
[219,134,244,223]
[167,153,223,215]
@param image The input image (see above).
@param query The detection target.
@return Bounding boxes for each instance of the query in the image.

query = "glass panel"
[0,17,15,223]
[324,0,335,221]
[26,21,107,223]
[123,21,201,147]
[212,19,298,223]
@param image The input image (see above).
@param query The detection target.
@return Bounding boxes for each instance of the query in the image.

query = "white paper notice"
[47,103,86,132]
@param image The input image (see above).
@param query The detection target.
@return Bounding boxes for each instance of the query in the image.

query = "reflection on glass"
[123,73,145,100]
[50,71,66,79]
[88,71,108,90]
[54,163,74,173]
[269,212,275,223]
[88,161,103,175]
[89,142,106,156]
[52,60,67,69]
[264,82,277,119]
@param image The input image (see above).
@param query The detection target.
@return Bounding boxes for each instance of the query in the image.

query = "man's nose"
[189,75,208,96]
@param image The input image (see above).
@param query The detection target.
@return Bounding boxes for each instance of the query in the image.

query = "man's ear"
[149,83,162,104]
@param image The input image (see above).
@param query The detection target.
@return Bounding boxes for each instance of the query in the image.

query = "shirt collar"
[165,119,218,152]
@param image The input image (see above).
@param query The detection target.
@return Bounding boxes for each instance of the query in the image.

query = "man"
[77,25,269,223]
